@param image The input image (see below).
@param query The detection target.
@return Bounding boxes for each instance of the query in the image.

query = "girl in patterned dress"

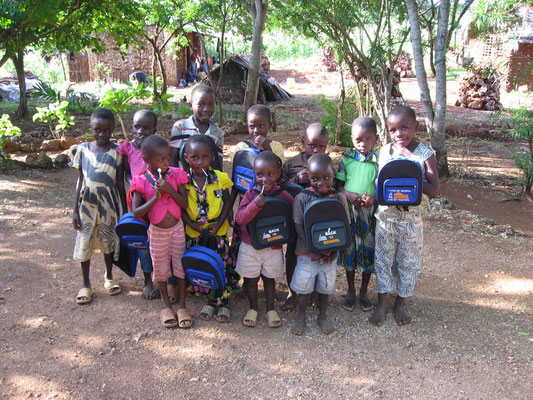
[181,135,238,323]
[336,117,379,312]
[369,106,440,327]
[72,108,127,305]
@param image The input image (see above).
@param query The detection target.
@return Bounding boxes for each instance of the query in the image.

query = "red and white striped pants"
[148,221,186,282]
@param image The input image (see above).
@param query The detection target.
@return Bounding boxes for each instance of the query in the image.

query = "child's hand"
[72,212,81,231]
[190,221,204,233]
[345,192,362,208]
[228,208,234,227]
[311,253,322,261]
[254,193,266,208]
[363,194,376,207]
[298,168,309,184]
[208,222,221,236]
[155,179,172,194]
[253,135,272,151]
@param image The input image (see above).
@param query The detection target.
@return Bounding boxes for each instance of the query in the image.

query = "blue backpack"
[114,212,150,277]
[376,157,423,207]
[181,232,226,291]
[232,141,260,193]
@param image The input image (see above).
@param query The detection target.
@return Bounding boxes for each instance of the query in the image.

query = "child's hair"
[185,134,213,155]
[247,104,271,123]
[91,108,114,125]
[387,106,417,122]
[254,150,282,170]
[352,116,377,135]
[191,84,215,100]
[305,122,328,139]
[141,135,169,158]
[134,109,157,128]
[308,153,334,173]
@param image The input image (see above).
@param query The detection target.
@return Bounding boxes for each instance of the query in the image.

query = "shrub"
[0,114,21,170]
[317,95,358,147]
[32,101,75,139]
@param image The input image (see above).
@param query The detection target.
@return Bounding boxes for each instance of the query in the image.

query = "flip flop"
[167,284,177,304]
[76,288,93,304]
[216,306,230,323]
[266,310,281,328]
[176,308,193,329]
[359,299,374,312]
[160,308,178,328]
[242,309,258,327]
[199,305,216,321]
[342,298,357,311]
[104,278,122,296]
[281,294,297,312]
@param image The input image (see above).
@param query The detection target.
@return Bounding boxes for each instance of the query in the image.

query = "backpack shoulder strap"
[253,187,285,197]
[143,171,156,188]
[302,188,319,198]
[244,140,258,149]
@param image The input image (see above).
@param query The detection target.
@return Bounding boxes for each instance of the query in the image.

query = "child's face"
[184,142,212,173]
[254,159,281,192]
[351,126,377,155]
[303,131,328,157]
[132,115,156,144]
[192,92,215,124]
[247,113,270,138]
[90,118,114,145]
[145,147,170,173]
[308,163,334,194]
[387,114,418,148]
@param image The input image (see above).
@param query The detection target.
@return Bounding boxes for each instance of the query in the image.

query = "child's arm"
[208,188,233,236]
[116,160,128,213]
[181,212,204,233]
[235,191,263,225]
[72,168,84,230]
[253,135,272,152]
[170,147,180,167]
[132,190,160,220]
[336,179,362,207]
[423,154,440,198]
[156,180,188,209]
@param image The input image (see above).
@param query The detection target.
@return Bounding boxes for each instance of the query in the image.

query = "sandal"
[242,309,258,327]
[176,308,193,329]
[76,287,93,304]
[104,278,122,296]
[266,310,281,328]
[199,305,216,321]
[160,308,177,328]
[342,298,357,311]
[167,284,177,304]
[216,307,230,323]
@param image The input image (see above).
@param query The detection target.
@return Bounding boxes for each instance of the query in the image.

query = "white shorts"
[235,242,284,279]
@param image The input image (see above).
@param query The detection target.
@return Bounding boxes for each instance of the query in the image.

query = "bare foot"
[291,318,306,336]
[369,306,386,326]
[393,302,412,326]
[142,283,160,300]
[317,316,335,334]
[281,294,297,311]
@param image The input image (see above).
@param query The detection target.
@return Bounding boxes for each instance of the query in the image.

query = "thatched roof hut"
[205,54,292,104]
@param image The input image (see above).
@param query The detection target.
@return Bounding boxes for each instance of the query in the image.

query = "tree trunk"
[405,0,435,138]
[151,45,159,99]
[433,0,451,177]
[243,0,268,114]
[13,51,28,119]
[335,69,345,146]
[154,46,167,96]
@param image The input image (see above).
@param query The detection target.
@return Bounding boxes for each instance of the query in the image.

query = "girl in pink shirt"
[130,135,192,329]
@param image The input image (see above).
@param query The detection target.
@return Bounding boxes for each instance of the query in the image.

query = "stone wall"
[506,42,533,91]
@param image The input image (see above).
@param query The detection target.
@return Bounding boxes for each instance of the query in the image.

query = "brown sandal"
[160,308,177,328]
[176,308,193,329]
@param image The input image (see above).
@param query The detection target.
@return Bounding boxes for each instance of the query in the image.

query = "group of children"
[72,84,439,333]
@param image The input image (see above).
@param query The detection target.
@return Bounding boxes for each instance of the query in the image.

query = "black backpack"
[376,157,423,207]
[170,133,223,171]
[249,187,293,250]
[232,141,261,193]
[302,189,351,254]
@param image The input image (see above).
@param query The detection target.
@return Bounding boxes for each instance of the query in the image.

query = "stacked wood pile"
[316,46,338,72]
[261,54,270,71]
[394,52,414,78]
[455,73,503,111]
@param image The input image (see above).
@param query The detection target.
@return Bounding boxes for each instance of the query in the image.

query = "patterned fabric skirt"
[337,204,376,274]
[185,234,239,306]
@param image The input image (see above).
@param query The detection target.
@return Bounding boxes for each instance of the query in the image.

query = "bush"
[0,114,21,170]
[317,95,358,147]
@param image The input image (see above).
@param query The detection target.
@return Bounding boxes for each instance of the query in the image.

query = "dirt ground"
[1,64,532,399]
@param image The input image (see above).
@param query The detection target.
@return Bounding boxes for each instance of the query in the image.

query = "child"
[170,85,223,167]
[72,108,127,304]
[117,110,159,300]
[279,123,328,311]
[235,151,294,328]
[336,117,379,312]
[291,154,350,336]
[181,135,239,322]
[369,106,439,327]
[130,135,192,328]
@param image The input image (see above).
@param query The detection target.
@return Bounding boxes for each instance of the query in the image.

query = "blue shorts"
[290,255,337,295]
[137,248,153,273]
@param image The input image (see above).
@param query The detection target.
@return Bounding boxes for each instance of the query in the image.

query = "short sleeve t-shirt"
[116,140,147,177]
[292,189,350,256]
[184,169,233,238]
[170,115,224,149]
[336,149,378,196]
